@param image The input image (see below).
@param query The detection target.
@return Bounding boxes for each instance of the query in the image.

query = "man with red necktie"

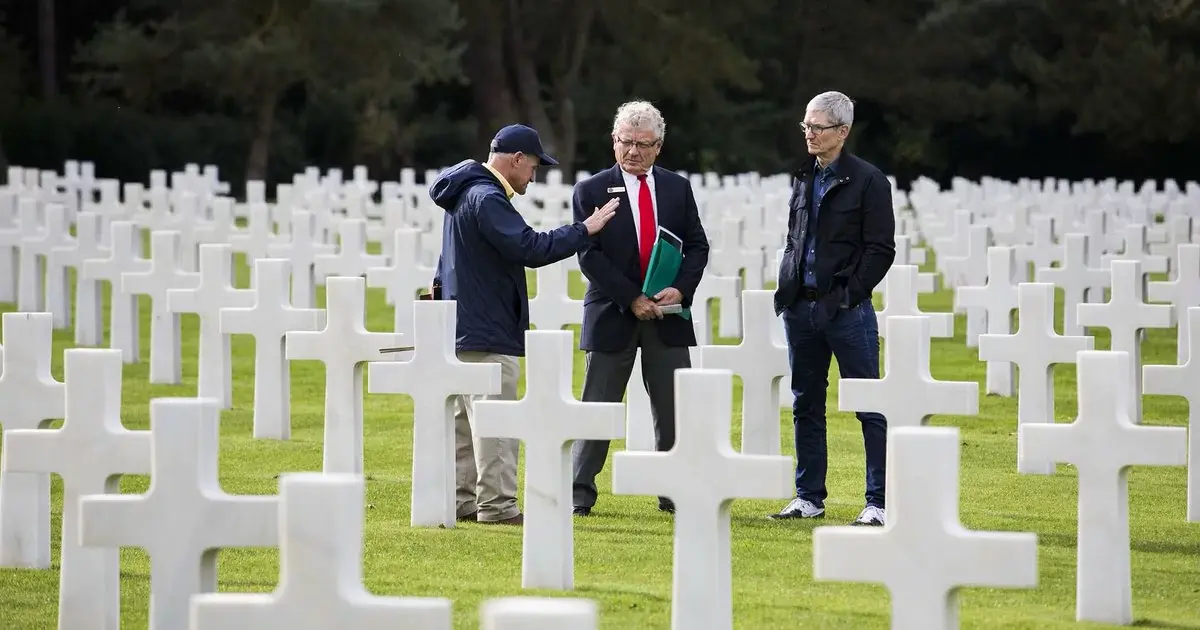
[569,100,710,516]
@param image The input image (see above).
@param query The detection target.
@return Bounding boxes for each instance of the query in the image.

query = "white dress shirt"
[621,167,659,256]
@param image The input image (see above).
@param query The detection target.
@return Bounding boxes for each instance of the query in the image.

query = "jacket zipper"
[799,176,850,292]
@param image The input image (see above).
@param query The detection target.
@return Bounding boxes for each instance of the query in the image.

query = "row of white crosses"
[0,341,601,630]
[871,232,1196,625]
[0,289,1026,629]
[1,164,1196,629]
[0,303,791,630]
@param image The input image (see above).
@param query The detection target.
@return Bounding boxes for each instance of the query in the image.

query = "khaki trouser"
[454,351,521,521]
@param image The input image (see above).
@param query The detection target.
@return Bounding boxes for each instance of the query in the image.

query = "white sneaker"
[852,505,885,526]
[768,497,825,519]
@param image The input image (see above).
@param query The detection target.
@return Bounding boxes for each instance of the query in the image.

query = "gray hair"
[807,91,855,127]
[612,100,666,140]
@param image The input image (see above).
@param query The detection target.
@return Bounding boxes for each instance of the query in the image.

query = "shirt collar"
[815,157,838,177]
[621,166,654,184]
[483,162,516,199]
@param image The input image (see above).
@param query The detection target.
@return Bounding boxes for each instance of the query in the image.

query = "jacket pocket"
[775,248,800,309]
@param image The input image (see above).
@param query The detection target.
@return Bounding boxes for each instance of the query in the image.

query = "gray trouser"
[571,320,691,508]
[454,351,521,521]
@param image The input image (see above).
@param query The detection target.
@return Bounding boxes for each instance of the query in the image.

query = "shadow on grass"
[1131,620,1200,629]
[1038,532,1200,556]
[575,584,671,603]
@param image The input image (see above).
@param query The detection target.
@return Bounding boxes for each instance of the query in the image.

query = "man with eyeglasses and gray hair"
[569,100,710,516]
[769,90,895,526]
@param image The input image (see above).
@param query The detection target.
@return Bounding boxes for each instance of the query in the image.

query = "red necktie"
[637,174,656,278]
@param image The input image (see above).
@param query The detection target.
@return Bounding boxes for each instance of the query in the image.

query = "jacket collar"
[796,152,855,182]
[483,162,516,199]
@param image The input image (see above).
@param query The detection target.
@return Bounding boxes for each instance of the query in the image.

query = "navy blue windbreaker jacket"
[430,159,589,356]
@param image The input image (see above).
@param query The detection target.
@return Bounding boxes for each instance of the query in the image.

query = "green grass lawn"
[0,249,1197,629]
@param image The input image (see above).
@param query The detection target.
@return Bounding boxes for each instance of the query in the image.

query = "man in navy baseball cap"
[425,122,617,525]
[490,123,559,166]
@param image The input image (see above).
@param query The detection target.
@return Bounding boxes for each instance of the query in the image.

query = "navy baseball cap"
[490,124,559,166]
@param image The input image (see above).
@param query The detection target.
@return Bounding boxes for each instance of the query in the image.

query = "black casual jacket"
[773,151,896,319]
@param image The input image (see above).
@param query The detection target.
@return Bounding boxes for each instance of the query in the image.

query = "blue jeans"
[782,298,887,509]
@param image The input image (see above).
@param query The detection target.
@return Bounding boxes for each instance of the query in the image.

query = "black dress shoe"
[572,506,592,516]
[658,498,675,514]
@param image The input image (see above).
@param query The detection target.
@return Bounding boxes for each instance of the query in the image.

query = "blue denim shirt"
[802,159,838,288]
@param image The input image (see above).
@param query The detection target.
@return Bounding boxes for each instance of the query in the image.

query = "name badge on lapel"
[606,186,625,193]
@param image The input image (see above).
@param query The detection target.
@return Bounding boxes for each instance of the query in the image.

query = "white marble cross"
[50,210,109,346]
[528,260,585,331]
[14,197,47,313]
[840,315,978,430]
[1077,259,1174,420]
[314,219,387,282]
[934,209,972,281]
[229,202,277,265]
[82,220,149,363]
[954,246,1021,396]
[611,368,792,630]
[1083,213,1111,303]
[79,397,278,630]
[1019,350,1187,625]
[287,276,404,473]
[367,299,500,527]
[1,348,151,630]
[1016,214,1062,278]
[474,330,625,590]
[189,473,452,630]
[1143,306,1200,522]
[481,597,597,630]
[877,265,954,339]
[1153,215,1194,280]
[365,227,434,343]
[121,230,201,383]
[710,216,764,292]
[192,195,236,248]
[978,283,1093,474]
[691,272,742,341]
[222,258,325,439]
[1148,243,1200,364]
[0,191,18,302]
[700,290,789,455]
[0,312,64,569]
[876,236,936,300]
[624,346,657,451]
[28,203,74,328]
[266,210,333,309]
[1102,223,1169,277]
[168,243,256,409]
[813,426,1038,630]
[949,224,990,346]
[1035,233,1109,336]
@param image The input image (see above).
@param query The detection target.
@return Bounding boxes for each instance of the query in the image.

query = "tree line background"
[1,0,1197,196]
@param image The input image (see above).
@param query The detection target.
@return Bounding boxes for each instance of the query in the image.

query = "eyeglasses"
[614,137,660,150]
[799,122,844,134]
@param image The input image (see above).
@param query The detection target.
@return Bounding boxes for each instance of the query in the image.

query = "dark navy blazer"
[572,164,710,353]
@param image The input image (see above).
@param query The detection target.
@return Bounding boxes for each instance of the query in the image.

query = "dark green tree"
[77,0,463,180]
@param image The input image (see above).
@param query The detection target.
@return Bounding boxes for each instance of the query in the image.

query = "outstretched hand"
[583,198,620,235]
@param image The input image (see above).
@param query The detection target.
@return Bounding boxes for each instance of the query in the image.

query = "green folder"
[641,226,690,319]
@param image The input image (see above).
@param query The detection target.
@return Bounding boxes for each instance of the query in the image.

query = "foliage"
[2,0,1199,184]
[73,0,463,178]
[0,20,24,116]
